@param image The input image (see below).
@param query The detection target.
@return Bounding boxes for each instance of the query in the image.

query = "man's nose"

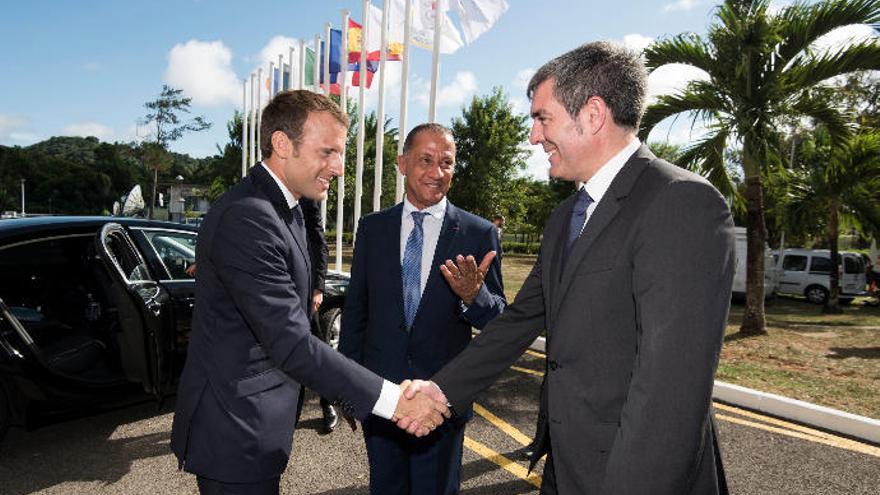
[528,121,543,145]
[330,155,344,177]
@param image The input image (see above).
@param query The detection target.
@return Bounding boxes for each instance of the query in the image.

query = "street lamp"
[20,178,25,217]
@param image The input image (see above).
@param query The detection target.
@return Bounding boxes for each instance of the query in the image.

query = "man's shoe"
[322,404,339,432]
[520,440,536,460]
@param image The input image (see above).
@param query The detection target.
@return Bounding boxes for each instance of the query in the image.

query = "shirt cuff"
[371,379,401,419]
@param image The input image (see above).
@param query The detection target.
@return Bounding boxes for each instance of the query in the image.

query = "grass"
[331,248,880,419]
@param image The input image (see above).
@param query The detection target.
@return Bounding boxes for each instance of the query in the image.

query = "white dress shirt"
[578,138,642,234]
[400,195,448,297]
[262,162,400,420]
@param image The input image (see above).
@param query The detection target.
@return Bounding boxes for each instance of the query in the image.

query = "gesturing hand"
[393,380,450,437]
[440,251,497,305]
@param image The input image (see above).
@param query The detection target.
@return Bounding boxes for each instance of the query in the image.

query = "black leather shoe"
[520,440,536,460]
[322,404,339,432]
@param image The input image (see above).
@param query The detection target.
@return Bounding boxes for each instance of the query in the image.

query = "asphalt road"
[1,351,878,495]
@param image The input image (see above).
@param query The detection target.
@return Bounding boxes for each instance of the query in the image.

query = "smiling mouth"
[317,177,331,188]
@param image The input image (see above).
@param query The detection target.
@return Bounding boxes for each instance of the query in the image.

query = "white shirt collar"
[402,194,447,220]
[261,162,298,209]
[583,138,641,204]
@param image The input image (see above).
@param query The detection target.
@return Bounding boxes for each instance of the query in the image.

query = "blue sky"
[1,0,874,180]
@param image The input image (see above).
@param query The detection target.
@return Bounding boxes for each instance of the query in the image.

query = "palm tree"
[639,0,880,335]
[785,130,880,312]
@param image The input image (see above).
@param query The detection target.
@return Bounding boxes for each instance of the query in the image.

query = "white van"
[775,248,867,304]
[732,227,778,298]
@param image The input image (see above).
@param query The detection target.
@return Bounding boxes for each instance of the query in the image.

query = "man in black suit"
[339,123,506,495]
[403,41,734,494]
[170,90,449,495]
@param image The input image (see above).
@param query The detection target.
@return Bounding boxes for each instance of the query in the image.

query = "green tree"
[140,85,211,218]
[639,0,880,335]
[785,129,880,312]
[448,87,530,220]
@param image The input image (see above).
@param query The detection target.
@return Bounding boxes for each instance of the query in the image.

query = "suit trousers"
[539,435,558,495]
[196,476,280,495]
[363,415,466,495]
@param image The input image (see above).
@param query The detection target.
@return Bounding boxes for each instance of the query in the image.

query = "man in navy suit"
[170,91,449,495]
[338,123,506,495]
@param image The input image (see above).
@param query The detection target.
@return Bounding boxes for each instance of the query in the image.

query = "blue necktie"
[561,187,593,270]
[402,211,429,329]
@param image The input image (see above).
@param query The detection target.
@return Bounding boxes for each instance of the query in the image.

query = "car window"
[782,255,807,272]
[844,256,863,274]
[809,256,832,273]
[144,231,197,280]
[104,230,151,282]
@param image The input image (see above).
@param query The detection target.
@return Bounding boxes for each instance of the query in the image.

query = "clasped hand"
[393,380,450,437]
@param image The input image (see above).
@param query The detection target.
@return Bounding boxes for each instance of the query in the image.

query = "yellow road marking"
[463,436,543,489]
[473,403,533,446]
[510,365,544,377]
[524,349,546,359]
[505,363,880,458]
[716,413,880,458]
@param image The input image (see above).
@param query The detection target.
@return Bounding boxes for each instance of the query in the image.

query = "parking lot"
[1,350,878,495]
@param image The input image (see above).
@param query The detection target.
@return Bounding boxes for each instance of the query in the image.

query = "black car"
[0,216,348,439]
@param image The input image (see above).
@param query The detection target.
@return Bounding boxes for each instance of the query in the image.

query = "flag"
[348,9,403,64]
[450,0,508,44]
[272,65,293,93]
[393,0,464,54]
[303,46,342,94]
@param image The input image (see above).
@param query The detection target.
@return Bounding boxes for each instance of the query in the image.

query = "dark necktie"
[291,203,305,234]
[561,187,593,271]
[402,211,429,329]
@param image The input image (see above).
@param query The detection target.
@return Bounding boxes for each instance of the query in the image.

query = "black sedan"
[0,216,348,440]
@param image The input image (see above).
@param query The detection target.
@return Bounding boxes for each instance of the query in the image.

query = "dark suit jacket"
[339,201,506,387]
[170,164,384,483]
[300,197,328,293]
[433,146,735,494]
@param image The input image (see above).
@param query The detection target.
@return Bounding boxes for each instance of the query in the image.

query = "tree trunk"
[824,202,843,314]
[740,174,768,336]
[149,167,158,220]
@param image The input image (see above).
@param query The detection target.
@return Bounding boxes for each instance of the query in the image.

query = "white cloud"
[647,63,710,101]
[436,71,478,108]
[165,40,240,107]
[663,0,701,13]
[0,114,38,144]
[810,24,878,55]
[513,68,536,91]
[62,122,114,140]
[522,143,549,181]
[622,34,654,53]
[259,35,301,71]
[646,114,711,146]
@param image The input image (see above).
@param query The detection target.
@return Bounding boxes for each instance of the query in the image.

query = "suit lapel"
[250,164,310,276]
[414,202,459,323]
[553,146,654,315]
[383,204,406,327]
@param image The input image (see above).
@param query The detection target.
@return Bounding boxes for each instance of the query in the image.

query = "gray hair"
[527,41,647,130]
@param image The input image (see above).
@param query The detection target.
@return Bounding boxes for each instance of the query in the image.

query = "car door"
[95,223,173,400]
[777,253,809,295]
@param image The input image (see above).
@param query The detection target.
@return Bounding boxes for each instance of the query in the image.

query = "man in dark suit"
[170,90,449,495]
[403,42,735,494]
[338,123,506,495]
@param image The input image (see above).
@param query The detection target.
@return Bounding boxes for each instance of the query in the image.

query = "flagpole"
[256,67,263,162]
[324,23,332,97]
[396,0,413,201]
[337,10,351,271]
[299,39,307,90]
[288,46,295,91]
[268,61,275,98]
[373,0,391,212]
[313,35,321,91]
[353,0,369,239]
[249,72,256,167]
[428,0,443,122]
[241,78,248,178]
[277,54,284,94]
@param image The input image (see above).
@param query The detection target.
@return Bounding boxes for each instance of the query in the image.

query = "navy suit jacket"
[339,201,505,389]
[170,164,384,483]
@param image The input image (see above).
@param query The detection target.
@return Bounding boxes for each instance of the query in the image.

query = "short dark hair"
[260,90,349,158]
[402,123,454,155]
[527,41,647,130]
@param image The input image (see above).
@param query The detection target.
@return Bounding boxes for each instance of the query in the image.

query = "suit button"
[548,360,559,371]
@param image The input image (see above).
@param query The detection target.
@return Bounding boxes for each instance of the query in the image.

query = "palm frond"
[639,88,728,139]
[676,128,742,209]
[643,34,715,74]
[776,0,880,68]
[784,42,880,91]
[789,91,853,149]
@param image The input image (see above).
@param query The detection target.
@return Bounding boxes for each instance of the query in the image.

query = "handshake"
[343,380,450,437]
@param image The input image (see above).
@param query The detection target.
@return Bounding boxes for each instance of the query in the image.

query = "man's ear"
[582,96,607,135]
[270,130,290,158]
[397,154,407,176]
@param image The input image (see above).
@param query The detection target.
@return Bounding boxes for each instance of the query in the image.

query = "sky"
[1,0,876,180]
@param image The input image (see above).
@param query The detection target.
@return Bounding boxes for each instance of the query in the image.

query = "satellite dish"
[121,184,145,216]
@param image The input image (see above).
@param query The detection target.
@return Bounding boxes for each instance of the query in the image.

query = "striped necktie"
[402,211,429,329]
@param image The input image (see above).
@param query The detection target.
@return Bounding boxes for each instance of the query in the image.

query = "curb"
[525,336,880,445]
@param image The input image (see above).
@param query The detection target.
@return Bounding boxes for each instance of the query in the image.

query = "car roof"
[0,216,197,242]
[782,248,860,257]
